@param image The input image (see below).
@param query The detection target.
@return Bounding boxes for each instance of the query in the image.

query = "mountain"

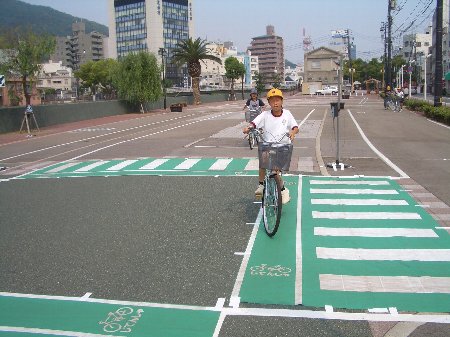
[0,0,108,37]
[285,59,297,68]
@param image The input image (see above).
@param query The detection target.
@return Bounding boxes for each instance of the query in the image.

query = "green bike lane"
[4,161,450,335]
[239,176,450,313]
[0,293,220,336]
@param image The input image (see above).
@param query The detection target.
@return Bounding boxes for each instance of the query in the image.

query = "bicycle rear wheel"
[262,174,282,237]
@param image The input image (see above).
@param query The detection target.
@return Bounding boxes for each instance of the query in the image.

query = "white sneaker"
[281,188,290,204]
[255,184,264,199]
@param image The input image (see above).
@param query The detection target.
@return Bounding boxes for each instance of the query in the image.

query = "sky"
[19,0,436,63]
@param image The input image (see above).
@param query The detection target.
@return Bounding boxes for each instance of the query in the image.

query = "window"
[311,61,321,69]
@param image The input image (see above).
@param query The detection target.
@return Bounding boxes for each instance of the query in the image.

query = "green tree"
[171,37,222,105]
[254,71,266,95]
[272,72,283,89]
[0,28,55,105]
[224,56,245,100]
[75,59,118,96]
[113,51,162,111]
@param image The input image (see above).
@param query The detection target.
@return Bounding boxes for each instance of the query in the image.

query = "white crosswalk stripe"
[314,227,438,237]
[74,161,109,172]
[106,160,138,171]
[312,211,421,220]
[174,159,201,170]
[46,162,79,173]
[138,159,169,170]
[208,158,233,170]
[310,188,398,195]
[316,247,450,261]
[311,198,408,205]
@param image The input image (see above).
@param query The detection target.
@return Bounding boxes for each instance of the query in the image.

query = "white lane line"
[106,159,138,171]
[295,175,303,305]
[223,307,450,323]
[348,110,409,178]
[46,162,80,173]
[244,159,259,171]
[0,114,197,162]
[80,292,92,300]
[139,159,169,170]
[4,291,449,324]
[316,248,450,261]
[209,158,233,170]
[309,180,390,185]
[320,274,450,293]
[173,158,200,170]
[312,211,421,220]
[314,227,438,237]
[0,291,216,311]
[310,188,398,195]
[44,112,235,164]
[74,161,109,172]
[184,138,205,148]
[231,209,262,299]
[0,327,120,337]
[298,108,316,128]
[311,199,408,206]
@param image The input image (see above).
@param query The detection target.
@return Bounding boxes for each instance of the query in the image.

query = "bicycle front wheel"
[248,132,255,150]
[262,174,282,237]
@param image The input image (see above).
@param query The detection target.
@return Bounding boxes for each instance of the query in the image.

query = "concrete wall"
[0,90,245,134]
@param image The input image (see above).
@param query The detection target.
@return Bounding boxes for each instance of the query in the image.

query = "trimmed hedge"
[404,99,450,125]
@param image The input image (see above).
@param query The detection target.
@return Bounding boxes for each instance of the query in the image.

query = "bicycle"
[386,94,400,112]
[257,132,293,237]
[245,108,261,150]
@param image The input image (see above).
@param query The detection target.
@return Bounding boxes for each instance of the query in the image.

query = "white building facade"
[37,61,73,92]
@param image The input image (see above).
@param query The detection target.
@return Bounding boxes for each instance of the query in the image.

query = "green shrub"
[406,99,450,125]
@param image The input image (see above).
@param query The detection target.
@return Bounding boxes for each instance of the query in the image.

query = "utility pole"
[434,0,443,107]
[381,22,387,87]
[387,0,394,87]
[158,48,167,110]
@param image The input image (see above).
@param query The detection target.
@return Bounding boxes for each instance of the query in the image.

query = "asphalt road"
[1,94,449,337]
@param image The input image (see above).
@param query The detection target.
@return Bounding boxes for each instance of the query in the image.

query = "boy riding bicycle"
[243,88,299,204]
[243,88,265,113]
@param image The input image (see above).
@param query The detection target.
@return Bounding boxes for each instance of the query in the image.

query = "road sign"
[0,75,5,87]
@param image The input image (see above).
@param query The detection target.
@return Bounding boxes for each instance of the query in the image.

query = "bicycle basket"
[245,110,259,122]
[258,142,293,171]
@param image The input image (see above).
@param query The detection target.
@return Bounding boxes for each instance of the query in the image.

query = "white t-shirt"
[251,109,298,143]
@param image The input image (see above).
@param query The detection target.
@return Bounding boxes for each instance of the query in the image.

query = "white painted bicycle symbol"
[250,264,292,277]
[98,306,144,333]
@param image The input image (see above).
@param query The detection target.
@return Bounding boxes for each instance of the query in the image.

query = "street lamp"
[424,54,432,101]
[349,68,355,94]
[158,48,167,110]
[400,64,405,89]
[408,60,415,98]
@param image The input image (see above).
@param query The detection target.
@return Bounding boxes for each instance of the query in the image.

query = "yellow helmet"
[267,88,283,100]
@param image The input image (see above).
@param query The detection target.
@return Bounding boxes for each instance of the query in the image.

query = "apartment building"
[51,21,105,71]
[248,25,284,84]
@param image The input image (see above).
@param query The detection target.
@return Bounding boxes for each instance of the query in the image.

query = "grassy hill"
[0,0,108,37]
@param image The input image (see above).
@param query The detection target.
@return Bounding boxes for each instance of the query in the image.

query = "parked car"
[315,86,338,95]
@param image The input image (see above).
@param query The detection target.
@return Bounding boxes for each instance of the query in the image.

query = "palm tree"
[171,37,222,105]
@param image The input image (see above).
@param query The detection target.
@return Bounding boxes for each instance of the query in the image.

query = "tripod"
[19,107,40,137]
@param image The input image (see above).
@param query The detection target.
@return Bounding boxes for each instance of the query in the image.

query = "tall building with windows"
[108,0,194,85]
[50,21,105,70]
[248,25,284,85]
